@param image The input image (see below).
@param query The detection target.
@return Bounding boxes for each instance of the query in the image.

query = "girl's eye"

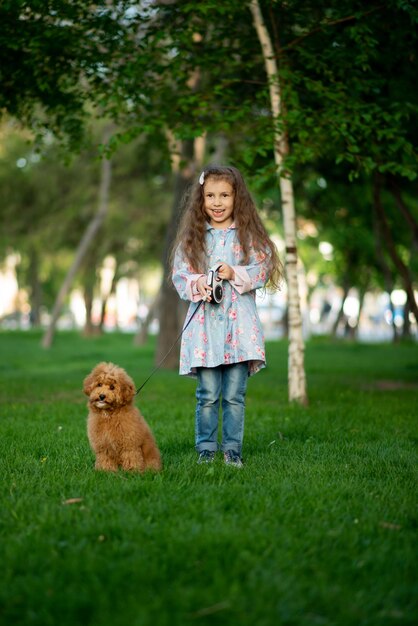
[110,385,115,390]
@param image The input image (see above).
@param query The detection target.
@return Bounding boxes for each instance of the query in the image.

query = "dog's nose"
[99,394,106,400]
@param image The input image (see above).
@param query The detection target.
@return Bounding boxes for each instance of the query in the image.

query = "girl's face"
[203,178,235,229]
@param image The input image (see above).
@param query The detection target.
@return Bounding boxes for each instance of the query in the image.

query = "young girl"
[171,165,282,467]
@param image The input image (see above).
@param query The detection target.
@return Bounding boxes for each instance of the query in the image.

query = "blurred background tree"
[0,120,172,331]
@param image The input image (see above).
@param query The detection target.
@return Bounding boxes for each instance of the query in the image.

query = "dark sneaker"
[197,450,216,464]
[223,450,243,468]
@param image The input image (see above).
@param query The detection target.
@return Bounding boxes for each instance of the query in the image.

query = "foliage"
[0,121,173,309]
[109,0,418,181]
[292,157,418,294]
[274,0,418,180]
[1,1,416,178]
[0,0,138,150]
[297,166,381,292]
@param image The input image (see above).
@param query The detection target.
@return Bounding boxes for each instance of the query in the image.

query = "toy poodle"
[83,362,162,472]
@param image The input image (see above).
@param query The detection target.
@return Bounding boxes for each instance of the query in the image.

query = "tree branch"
[284,5,386,51]
[373,173,418,324]
[386,176,418,248]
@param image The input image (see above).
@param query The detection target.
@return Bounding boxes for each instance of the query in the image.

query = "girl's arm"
[172,248,207,302]
[230,248,271,295]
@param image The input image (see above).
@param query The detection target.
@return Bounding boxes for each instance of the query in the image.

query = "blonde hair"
[171,165,282,290]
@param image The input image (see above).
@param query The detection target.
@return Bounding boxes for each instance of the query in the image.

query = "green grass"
[0,331,417,626]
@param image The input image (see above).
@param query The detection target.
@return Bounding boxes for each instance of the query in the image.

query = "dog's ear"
[118,373,136,403]
[83,371,96,396]
[83,362,106,395]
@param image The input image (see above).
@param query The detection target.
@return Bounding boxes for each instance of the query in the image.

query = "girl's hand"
[217,263,235,281]
[196,276,212,301]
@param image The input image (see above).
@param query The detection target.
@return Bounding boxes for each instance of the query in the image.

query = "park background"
[0,2,417,626]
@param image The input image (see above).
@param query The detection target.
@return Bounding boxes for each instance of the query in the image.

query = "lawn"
[0,331,417,626]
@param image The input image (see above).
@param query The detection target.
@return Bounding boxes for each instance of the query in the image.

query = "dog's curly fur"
[83,362,162,472]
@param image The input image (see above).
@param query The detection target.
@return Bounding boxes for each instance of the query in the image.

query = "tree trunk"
[332,282,350,337]
[99,264,118,331]
[372,200,399,342]
[386,176,418,249]
[346,284,367,340]
[402,299,411,339]
[389,293,400,342]
[155,138,196,368]
[82,247,100,336]
[250,0,307,404]
[133,291,161,346]
[28,246,42,326]
[373,173,418,324]
[83,282,95,336]
[282,303,289,339]
[42,132,112,348]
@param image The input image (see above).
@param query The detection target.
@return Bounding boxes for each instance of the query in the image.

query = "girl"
[171,165,282,467]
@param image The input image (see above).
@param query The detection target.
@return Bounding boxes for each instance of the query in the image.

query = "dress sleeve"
[172,246,205,302]
[230,247,270,295]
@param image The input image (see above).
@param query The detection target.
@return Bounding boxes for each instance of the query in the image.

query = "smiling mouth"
[94,400,109,408]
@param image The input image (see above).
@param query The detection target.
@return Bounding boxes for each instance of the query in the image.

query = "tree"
[250,0,307,404]
[373,173,418,323]
[0,122,103,320]
[0,2,132,342]
[0,119,173,333]
[41,128,112,348]
[155,138,197,368]
[0,1,132,149]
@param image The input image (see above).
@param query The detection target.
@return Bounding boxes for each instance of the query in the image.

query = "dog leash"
[135,300,203,396]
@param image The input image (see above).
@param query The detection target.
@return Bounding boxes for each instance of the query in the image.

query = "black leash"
[135,300,204,396]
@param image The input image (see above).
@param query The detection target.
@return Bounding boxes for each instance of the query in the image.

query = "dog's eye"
[97,383,102,387]
[110,385,115,390]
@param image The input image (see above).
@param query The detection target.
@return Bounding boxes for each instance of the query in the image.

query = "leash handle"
[135,300,203,396]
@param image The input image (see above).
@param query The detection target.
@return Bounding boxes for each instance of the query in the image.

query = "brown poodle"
[83,362,162,472]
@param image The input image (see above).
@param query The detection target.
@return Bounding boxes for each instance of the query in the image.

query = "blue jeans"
[195,363,248,454]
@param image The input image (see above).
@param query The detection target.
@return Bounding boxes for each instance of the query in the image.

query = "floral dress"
[172,223,270,378]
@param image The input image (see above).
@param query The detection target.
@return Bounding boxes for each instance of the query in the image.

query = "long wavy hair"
[171,165,282,290]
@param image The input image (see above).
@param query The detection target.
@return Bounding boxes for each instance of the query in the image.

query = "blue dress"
[172,223,271,377]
